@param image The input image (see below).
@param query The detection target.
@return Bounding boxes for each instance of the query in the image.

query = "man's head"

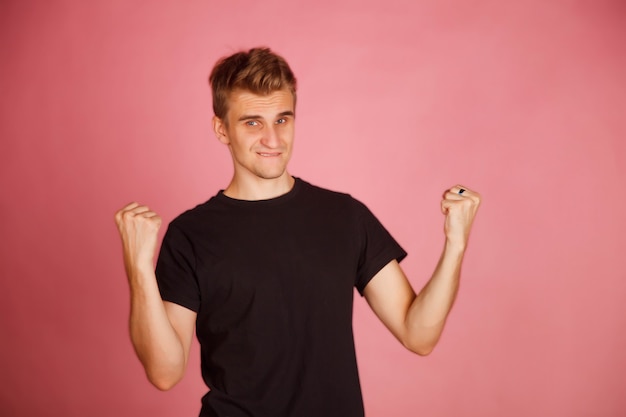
[209,47,297,123]
[209,48,298,187]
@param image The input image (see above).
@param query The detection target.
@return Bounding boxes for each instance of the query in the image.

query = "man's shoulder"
[299,178,368,210]
[294,178,375,222]
[297,178,354,202]
[167,195,221,229]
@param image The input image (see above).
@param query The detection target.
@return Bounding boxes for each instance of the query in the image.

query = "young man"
[115,47,481,417]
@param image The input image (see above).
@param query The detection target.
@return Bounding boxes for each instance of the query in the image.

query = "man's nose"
[260,125,280,148]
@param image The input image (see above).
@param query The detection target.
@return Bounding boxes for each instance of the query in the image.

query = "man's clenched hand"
[114,202,162,275]
[441,185,481,250]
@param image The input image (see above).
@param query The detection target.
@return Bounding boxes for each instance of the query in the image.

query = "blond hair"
[209,47,297,121]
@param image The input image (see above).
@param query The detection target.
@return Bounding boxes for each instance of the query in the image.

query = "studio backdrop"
[1,1,625,416]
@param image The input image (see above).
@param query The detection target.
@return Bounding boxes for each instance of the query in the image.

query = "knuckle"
[121,211,138,223]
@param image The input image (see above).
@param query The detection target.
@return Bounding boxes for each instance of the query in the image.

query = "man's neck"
[223,173,295,201]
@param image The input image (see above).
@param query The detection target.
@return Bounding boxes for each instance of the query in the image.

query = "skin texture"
[114,89,481,390]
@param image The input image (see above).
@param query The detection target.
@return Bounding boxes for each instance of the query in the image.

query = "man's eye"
[276,118,286,124]
[245,120,259,126]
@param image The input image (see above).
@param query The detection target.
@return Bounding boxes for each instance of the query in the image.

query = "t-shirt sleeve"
[354,200,407,296]
[155,222,201,313]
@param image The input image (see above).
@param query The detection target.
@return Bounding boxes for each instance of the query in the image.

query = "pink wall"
[1,1,625,416]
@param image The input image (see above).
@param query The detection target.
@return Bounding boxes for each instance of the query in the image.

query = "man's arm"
[115,203,197,390]
[363,185,480,355]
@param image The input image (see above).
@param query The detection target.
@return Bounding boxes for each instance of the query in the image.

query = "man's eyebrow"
[237,111,295,122]
[237,114,261,122]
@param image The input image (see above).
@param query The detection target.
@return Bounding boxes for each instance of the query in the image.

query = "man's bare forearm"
[115,202,189,390]
[363,185,480,355]
[402,184,481,354]
[403,241,465,355]
[127,264,187,390]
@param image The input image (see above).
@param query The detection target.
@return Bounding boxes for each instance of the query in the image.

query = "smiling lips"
[257,152,282,157]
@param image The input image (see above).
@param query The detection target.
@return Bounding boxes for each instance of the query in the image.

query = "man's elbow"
[404,342,435,356]
[146,370,183,391]
[150,378,177,391]
[402,335,439,356]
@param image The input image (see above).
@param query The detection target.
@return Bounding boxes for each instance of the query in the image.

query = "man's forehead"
[227,89,294,113]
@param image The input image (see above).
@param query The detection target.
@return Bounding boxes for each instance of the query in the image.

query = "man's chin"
[252,163,290,180]
[256,170,287,180]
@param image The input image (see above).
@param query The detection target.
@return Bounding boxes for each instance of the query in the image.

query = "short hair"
[209,47,297,121]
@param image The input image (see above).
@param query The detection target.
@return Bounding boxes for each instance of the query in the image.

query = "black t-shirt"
[156,178,407,417]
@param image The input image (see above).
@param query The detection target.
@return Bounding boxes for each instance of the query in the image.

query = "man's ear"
[213,116,229,144]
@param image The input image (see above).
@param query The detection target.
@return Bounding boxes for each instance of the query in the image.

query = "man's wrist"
[126,260,156,282]
[443,239,466,257]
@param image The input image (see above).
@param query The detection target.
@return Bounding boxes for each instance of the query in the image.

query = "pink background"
[1,1,625,416]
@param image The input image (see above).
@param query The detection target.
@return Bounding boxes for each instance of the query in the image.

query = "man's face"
[214,89,295,183]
